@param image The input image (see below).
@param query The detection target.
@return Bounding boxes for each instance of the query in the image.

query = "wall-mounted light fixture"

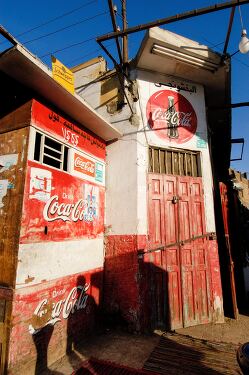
[239,29,249,53]
[151,44,219,72]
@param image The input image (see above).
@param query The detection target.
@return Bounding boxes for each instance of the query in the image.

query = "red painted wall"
[104,234,150,332]
[9,269,103,373]
[31,100,105,160]
[21,161,105,243]
[104,234,224,331]
[7,100,107,373]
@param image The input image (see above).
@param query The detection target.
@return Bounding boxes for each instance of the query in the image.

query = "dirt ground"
[47,313,249,374]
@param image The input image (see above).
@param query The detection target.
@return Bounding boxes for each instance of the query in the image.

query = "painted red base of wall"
[104,234,224,332]
[8,268,103,374]
[104,234,153,332]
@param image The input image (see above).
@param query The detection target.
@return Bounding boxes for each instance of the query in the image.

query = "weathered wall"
[0,122,30,374]
[74,60,224,330]
[0,127,29,287]
[104,70,224,329]
[7,100,106,374]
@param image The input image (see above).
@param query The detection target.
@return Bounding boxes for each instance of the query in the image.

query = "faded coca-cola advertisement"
[20,160,105,243]
[9,270,102,366]
[146,89,197,144]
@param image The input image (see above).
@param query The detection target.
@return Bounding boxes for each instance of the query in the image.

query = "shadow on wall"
[32,248,218,374]
[32,271,102,374]
[33,324,63,375]
[102,249,171,333]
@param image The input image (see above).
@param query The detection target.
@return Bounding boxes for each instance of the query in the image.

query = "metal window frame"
[149,146,201,177]
[35,131,69,171]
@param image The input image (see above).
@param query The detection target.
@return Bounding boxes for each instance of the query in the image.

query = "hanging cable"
[11,0,96,38]
[39,34,107,58]
[239,5,245,28]
[22,11,108,45]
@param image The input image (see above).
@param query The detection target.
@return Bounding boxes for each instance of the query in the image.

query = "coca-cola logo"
[146,90,197,144]
[29,284,89,334]
[74,153,95,177]
[43,195,97,223]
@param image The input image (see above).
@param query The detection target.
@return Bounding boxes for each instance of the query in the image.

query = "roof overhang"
[0,44,122,141]
[134,27,231,108]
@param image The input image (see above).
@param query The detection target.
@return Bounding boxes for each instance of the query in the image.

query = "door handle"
[172,196,179,204]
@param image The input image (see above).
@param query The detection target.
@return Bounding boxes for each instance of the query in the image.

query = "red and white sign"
[9,270,102,366]
[31,100,106,160]
[21,161,105,243]
[146,90,197,144]
[74,153,95,178]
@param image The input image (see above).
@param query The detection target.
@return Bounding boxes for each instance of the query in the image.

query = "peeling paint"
[0,154,18,173]
[25,276,35,284]
[0,180,9,208]
[213,295,224,323]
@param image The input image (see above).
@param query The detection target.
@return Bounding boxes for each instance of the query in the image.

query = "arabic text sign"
[52,56,75,94]
[31,100,106,160]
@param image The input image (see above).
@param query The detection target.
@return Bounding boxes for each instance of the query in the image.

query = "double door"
[148,173,211,329]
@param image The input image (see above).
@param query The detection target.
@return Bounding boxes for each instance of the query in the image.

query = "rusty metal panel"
[0,124,29,374]
[0,127,29,286]
[0,101,32,135]
[0,288,13,375]
[219,182,238,319]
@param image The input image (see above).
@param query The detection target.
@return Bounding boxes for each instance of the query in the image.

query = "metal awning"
[0,44,122,141]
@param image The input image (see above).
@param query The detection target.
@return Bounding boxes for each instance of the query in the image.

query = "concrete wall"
[74,60,223,330]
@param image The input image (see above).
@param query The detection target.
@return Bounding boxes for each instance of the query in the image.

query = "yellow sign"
[51,56,75,94]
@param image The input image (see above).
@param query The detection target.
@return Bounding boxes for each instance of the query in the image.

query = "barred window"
[34,132,69,171]
[149,147,201,177]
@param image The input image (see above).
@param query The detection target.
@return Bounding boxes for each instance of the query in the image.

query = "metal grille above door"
[149,147,201,177]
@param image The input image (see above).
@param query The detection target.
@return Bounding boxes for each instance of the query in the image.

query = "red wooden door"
[148,173,211,329]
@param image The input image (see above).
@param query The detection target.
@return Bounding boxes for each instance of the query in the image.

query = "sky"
[1,0,249,174]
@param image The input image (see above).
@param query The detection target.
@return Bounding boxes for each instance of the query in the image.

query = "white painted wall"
[105,114,139,235]
[16,238,104,288]
[75,63,216,238]
[135,70,216,233]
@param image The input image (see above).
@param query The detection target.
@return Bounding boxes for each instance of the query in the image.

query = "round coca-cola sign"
[146,90,197,144]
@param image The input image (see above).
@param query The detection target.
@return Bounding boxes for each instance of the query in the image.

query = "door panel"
[148,176,165,248]
[148,173,211,329]
[163,176,183,329]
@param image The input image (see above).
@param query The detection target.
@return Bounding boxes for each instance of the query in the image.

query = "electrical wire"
[39,36,97,58]
[238,5,245,29]
[66,42,114,65]
[22,11,108,45]
[12,0,96,38]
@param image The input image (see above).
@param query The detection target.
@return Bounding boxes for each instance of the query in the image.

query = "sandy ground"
[176,314,249,345]
[46,313,249,374]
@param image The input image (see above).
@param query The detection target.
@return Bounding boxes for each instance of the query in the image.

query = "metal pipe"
[96,40,134,113]
[209,101,249,109]
[222,7,236,58]
[97,0,249,42]
[122,0,128,64]
[107,0,123,64]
